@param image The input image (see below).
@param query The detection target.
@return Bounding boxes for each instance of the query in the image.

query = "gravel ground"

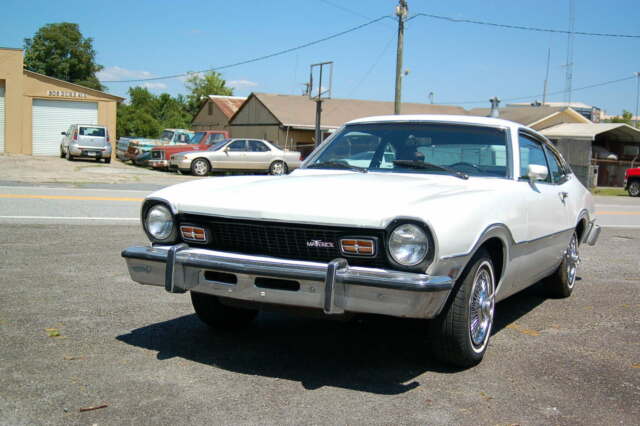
[0,154,197,186]
[0,225,638,425]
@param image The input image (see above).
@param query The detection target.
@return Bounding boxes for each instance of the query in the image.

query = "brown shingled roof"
[467,106,568,126]
[208,95,246,118]
[236,93,467,129]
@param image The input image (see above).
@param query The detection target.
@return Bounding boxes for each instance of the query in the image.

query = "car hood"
[151,170,509,228]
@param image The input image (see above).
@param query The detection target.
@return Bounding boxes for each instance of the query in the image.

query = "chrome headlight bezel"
[385,219,434,272]
[141,200,178,244]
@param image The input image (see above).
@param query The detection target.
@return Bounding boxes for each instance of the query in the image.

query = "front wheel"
[269,160,287,175]
[429,249,495,368]
[629,181,640,197]
[191,292,258,330]
[191,158,211,176]
[66,150,74,161]
[544,231,579,298]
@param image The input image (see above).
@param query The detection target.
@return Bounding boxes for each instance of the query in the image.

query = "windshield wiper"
[307,161,368,173]
[392,160,468,180]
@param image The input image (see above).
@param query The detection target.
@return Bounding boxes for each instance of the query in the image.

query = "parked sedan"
[123,115,600,368]
[169,138,301,176]
[60,124,112,163]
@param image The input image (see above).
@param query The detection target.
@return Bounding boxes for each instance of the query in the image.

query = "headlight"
[145,204,174,241]
[388,223,429,266]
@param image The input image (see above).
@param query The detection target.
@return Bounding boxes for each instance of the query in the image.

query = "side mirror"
[61,132,67,136]
[527,164,548,181]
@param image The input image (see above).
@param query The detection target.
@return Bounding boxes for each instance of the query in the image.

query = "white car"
[122,115,600,367]
[169,138,301,176]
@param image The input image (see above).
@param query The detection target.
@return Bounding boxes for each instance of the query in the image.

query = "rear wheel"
[191,292,257,330]
[60,147,65,158]
[629,181,640,197]
[544,231,579,298]
[429,249,495,368]
[191,158,211,176]
[269,160,287,175]
[104,157,111,164]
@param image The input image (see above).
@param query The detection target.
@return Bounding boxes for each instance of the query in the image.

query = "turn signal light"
[180,226,207,242]
[340,239,376,256]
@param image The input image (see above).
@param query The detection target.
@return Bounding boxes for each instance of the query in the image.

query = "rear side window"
[80,127,106,137]
[248,140,269,152]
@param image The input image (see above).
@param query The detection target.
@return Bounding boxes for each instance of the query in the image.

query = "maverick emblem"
[307,240,335,248]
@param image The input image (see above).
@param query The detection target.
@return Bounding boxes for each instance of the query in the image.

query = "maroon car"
[148,130,229,169]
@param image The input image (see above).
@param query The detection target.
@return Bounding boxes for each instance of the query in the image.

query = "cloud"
[142,82,168,90]
[97,66,154,82]
[178,71,205,82]
[228,80,258,89]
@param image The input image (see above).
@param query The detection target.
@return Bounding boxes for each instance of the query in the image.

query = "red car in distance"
[149,130,229,170]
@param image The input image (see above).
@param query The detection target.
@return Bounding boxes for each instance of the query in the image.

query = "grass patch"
[591,187,628,197]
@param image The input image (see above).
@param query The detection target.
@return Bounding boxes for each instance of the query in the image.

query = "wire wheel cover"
[469,262,494,348]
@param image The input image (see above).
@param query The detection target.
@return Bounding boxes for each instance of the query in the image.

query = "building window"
[208,102,213,115]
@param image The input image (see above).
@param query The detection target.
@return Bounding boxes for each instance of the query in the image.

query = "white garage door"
[32,99,98,156]
[0,87,5,153]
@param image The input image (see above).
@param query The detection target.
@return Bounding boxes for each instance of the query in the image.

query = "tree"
[184,71,233,116]
[606,110,633,126]
[24,23,104,91]
[116,87,192,138]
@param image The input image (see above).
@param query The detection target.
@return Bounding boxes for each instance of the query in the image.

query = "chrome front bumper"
[583,220,601,246]
[148,160,169,168]
[122,245,454,319]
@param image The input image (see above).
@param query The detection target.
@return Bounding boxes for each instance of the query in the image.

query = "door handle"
[559,191,569,202]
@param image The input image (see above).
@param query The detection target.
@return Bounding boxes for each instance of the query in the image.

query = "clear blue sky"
[2,0,639,115]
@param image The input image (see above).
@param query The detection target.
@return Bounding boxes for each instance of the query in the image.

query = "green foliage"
[184,71,233,116]
[117,87,191,138]
[606,110,634,126]
[24,23,104,91]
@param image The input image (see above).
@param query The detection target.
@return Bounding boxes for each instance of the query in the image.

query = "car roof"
[75,124,107,127]
[346,114,522,129]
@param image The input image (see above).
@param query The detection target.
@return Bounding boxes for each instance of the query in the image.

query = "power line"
[408,12,640,38]
[439,75,636,105]
[101,15,393,83]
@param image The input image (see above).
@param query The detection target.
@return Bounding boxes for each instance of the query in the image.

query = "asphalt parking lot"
[1,222,638,425]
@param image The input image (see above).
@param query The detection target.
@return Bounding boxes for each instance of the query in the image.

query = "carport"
[540,123,640,187]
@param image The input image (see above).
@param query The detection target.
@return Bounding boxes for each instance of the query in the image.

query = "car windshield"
[307,122,509,178]
[190,132,206,144]
[160,130,174,141]
[79,127,106,137]
[209,139,230,151]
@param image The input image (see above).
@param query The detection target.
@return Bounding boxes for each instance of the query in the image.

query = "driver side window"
[519,134,551,183]
[227,140,246,151]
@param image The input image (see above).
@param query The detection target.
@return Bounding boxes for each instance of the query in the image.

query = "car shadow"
[117,279,559,395]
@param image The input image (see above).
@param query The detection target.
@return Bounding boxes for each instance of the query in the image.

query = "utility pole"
[635,72,640,129]
[563,0,575,106]
[542,48,551,105]
[394,0,408,115]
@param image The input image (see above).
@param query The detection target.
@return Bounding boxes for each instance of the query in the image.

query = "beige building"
[0,47,123,156]
[191,95,246,132]
[229,92,467,158]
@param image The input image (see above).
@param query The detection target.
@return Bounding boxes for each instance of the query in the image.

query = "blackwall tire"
[544,231,579,298]
[191,292,257,330]
[269,160,287,175]
[429,248,495,368]
[191,158,211,176]
[629,181,640,197]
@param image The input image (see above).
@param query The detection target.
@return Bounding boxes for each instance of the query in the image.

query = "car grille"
[178,214,389,268]
[151,151,164,160]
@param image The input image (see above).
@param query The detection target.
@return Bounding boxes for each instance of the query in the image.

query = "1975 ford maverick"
[122,115,600,367]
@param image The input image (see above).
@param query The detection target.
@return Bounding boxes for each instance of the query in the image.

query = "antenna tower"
[563,0,575,105]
